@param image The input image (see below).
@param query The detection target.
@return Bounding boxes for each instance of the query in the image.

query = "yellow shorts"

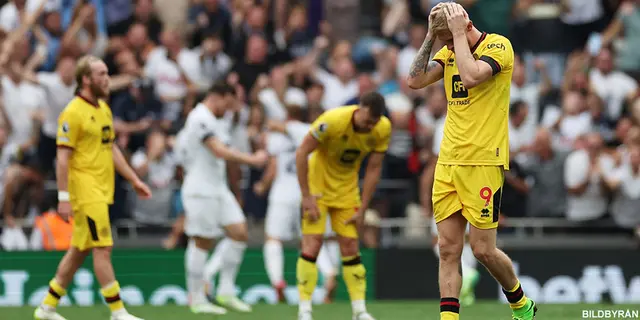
[71,202,113,251]
[432,164,504,229]
[302,203,358,238]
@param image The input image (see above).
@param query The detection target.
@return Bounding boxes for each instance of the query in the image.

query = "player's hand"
[427,3,445,37]
[302,195,320,222]
[58,201,72,220]
[249,150,269,168]
[253,181,267,197]
[443,3,469,36]
[132,179,152,199]
[345,207,365,229]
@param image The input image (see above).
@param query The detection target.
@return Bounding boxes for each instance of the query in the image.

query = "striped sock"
[440,297,460,320]
[101,281,125,313]
[502,281,529,310]
[42,279,66,309]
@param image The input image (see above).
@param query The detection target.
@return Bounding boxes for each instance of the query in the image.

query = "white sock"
[316,244,336,279]
[264,240,284,286]
[299,300,312,314]
[352,300,366,314]
[185,239,208,304]
[111,308,128,317]
[204,238,230,282]
[217,239,247,297]
[325,240,341,269]
[461,242,478,273]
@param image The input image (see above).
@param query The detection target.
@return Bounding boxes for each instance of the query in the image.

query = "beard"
[90,81,108,99]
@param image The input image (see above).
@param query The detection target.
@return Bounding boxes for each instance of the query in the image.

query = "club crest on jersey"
[61,122,69,133]
[318,123,328,133]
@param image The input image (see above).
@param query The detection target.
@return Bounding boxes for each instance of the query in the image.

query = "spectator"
[231,34,272,96]
[193,33,232,90]
[589,47,639,121]
[603,144,640,233]
[30,208,73,251]
[189,0,233,51]
[525,128,568,217]
[601,0,640,79]
[511,55,552,143]
[544,91,593,151]
[397,23,427,79]
[564,132,613,223]
[61,2,108,58]
[131,130,177,224]
[509,100,532,166]
[276,4,314,60]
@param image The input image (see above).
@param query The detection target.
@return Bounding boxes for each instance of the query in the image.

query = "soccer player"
[34,55,152,320]
[407,3,536,320]
[258,107,341,303]
[295,92,391,320]
[180,82,267,314]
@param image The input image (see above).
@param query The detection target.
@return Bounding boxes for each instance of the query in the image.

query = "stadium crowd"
[0,0,639,251]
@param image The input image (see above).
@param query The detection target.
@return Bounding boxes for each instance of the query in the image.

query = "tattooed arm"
[407,35,445,89]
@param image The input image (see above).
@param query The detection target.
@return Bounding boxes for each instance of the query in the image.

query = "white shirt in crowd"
[193,46,233,90]
[266,121,310,204]
[510,83,541,144]
[258,87,307,121]
[181,104,231,197]
[0,0,59,32]
[314,68,358,110]
[608,164,640,228]
[384,92,413,158]
[561,0,603,25]
[415,105,445,155]
[36,72,75,138]
[131,150,178,224]
[541,107,592,151]
[589,69,638,120]
[1,76,44,146]
[564,149,614,221]
[144,47,202,100]
[396,46,417,78]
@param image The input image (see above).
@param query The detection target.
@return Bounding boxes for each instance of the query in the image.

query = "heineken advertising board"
[0,249,375,307]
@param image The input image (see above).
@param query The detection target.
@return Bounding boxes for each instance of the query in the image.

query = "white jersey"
[267,121,310,204]
[181,103,231,196]
[174,129,191,171]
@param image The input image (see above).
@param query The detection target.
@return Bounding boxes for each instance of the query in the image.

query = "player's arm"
[295,134,319,198]
[406,35,445,89]
[361,152,385,211]
[203,136,265,167]
[256,156,277,192]
[112,144,144,184]
[56,109,82,206]
[227,160,243,203]
[55,146,72,201]
[451,33,511,89]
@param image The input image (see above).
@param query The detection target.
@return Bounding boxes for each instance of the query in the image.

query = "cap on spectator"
[285,90,307,108]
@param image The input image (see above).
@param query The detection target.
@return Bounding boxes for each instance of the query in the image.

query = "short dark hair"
[208,81,236,96]
[509,100,526,117]
[360,92,386,118]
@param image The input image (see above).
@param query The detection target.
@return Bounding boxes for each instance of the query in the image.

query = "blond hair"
[74,55,101,93]
[430,6,449,34]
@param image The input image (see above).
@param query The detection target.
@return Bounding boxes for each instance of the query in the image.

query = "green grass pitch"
[5,301,639,320]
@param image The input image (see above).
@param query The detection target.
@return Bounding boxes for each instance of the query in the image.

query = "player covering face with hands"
[35,56,152,320]
[408,3,537,320]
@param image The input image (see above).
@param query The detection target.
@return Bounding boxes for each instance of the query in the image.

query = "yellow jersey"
[56,96,115,207]
[433,33,514,169]
[308,106,391,208]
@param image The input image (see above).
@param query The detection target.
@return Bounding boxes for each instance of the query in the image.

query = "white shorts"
[183,190,246,239]
[431,217,470,237]
[265,201,335,240]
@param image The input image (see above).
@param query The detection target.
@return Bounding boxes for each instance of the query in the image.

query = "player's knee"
[92,246,113,262]
[301,234,323,257]
[438,237,463,262]
[192,237,215,250]
[226,224,249,242]
[337,236,359,257]
[470,240,496,264]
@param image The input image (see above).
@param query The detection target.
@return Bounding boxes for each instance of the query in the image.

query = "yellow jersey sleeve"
[477,35,514,76]
[373,118,392,153]
[309,111,337,144]
[432,46,450,69]
[57,108,82,148]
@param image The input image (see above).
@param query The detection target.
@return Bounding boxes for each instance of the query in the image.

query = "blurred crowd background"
[0,0,639,251]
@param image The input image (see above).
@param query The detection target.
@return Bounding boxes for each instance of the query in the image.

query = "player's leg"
[318,217,339,304]
[297,203,328,318]
[81,203,143,320]
[432,164,465,320]
[35,243,90,320]
[263,202,294,301]
[182,196,227,315]
[216,190,251,312]
[459,228,479,306]
[332,207,373,320]
[203,234,229,296]
[459,166,536,320]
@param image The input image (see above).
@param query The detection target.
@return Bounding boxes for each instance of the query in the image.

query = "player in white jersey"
[181,82,268,314]
[255,107,341,303]
[419,87,478,306]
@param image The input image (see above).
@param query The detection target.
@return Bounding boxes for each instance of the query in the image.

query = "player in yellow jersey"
[34,56,152,320]
[295,92,391,320]
[407,3,536,320]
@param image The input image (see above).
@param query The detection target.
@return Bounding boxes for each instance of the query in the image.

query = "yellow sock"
[100,281,125,312]
[502,281,529,310]
[440,297,460,320]
[297,255,318,302]
[342,255,367,302]
[42,279,67,308]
